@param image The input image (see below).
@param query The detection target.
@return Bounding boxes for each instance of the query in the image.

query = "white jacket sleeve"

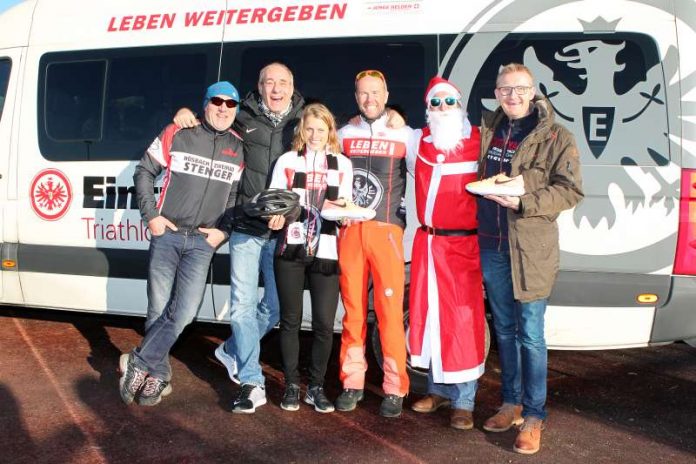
[269,151,294,189]
[337,154,353,199]
[406,127,422,175]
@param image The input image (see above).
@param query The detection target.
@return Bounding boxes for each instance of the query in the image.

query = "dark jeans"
[133,230,216,381]
[275,258,339,387]
[480,248,548,420]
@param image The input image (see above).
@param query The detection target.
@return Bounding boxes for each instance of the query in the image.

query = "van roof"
[0,0,677,52]
[0,0,35,49]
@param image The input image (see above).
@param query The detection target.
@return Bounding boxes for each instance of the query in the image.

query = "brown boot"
[483,403,523,432]
[411,394,451,413]
[513,417,544,455]
[450,409,474,430]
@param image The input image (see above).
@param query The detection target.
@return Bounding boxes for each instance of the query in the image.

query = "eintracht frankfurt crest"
[30,169,73,221]
[352,168,383,210]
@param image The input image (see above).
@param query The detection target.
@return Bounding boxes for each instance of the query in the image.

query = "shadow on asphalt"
[1,306,694,463]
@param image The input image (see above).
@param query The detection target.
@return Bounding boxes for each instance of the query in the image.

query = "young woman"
[269,103,353,413]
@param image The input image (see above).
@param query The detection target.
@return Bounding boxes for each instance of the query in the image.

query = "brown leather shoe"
[483,403,523,432]
[450,409,474,430]
[513,417,544,455]
[411,394,451,413]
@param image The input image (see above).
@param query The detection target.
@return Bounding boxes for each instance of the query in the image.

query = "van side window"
[45,60,105,142]
[0,59,11,122]
[222,37,435,128]
[38,48,211,161]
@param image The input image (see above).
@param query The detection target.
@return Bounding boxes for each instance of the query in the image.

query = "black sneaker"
[118,352,148,405]
[138,376,172,406]
[232,383,267,414]
[380,394,404,418]
[335,388,364,412]
[280,383,301,412]
[305,386,335,413]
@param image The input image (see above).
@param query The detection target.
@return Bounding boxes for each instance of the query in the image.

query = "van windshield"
[0,59,11,122]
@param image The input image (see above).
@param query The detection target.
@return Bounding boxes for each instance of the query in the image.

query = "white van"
[0,0,694,365]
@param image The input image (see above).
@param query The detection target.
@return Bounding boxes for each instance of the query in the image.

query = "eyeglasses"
[355,69,386,82]
[429,96,459,107]
[210,96,238,108]
[496,86,532,96]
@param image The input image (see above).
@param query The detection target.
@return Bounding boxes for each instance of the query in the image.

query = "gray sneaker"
[118,352,147,405]
[335,388,364,412]
[214,343,240,385]
[379,394,404,418]
[138,376,172,406]
[305,386,335,413]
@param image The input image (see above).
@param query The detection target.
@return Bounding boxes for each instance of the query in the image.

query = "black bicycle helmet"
[243,189,301,222]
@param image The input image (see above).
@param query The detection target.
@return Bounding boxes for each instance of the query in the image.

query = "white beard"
[426,107,467,152]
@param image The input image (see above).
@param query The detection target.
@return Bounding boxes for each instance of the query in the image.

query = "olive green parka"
[479,98,584,302]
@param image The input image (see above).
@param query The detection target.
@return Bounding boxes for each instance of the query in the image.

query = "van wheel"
[370,307,429,395]
[370,289,491,395]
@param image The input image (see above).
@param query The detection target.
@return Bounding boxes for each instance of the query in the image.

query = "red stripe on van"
[674,168,696,275]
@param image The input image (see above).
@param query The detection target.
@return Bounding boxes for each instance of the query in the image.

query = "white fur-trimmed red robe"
[408,126,486,383]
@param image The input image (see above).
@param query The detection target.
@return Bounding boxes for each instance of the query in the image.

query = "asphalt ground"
[0,307,694,464]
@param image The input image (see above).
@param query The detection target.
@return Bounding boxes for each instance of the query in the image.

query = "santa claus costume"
[408,77,486,414]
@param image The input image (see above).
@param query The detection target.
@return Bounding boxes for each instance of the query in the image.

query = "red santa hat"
[424,76,461,104]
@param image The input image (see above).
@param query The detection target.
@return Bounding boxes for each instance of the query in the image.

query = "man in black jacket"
[176,62,303,413]
[120,81,244,407]
[225,63,303,413]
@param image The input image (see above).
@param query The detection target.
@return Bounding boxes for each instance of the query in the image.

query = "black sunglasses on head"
[210,96,238,108]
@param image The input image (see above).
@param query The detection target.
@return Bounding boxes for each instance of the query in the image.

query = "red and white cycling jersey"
[338,114,417,227]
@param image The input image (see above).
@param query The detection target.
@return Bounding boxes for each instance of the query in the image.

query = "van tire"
[369,307,428,395]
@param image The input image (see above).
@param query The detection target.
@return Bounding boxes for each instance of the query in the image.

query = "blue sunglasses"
[429,96,458,107]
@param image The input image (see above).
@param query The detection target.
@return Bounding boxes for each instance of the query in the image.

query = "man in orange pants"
[335,69,417,417]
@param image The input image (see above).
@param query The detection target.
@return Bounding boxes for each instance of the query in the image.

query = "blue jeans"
[134,230,216,381]
[480,248,548,420]
[428,370,477,411]
[225,231,279,386]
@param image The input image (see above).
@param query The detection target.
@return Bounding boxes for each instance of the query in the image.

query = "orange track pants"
[338,221,409,396]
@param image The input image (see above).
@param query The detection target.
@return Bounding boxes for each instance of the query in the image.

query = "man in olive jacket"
[475,63,583,455]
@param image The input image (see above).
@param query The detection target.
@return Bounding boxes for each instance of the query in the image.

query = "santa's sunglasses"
[429,96,458,107]
[210,96,238,108]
